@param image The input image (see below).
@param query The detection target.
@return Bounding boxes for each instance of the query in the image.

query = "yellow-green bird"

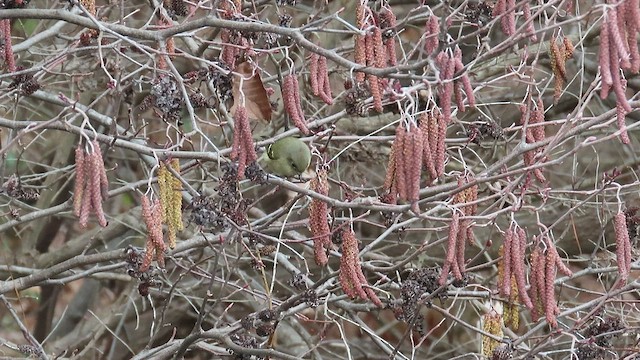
[259,137,311,177]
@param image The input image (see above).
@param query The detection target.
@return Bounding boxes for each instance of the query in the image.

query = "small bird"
[258,137,311,177]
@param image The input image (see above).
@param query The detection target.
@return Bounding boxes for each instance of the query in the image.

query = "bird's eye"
[291,162,297,170]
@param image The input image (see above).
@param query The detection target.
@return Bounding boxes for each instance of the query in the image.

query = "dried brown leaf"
[230,62,272,122]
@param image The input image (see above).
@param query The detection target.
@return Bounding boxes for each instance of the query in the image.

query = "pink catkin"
[532,99,546,143]
[89,151,108,227]
[599,21,613,97]
[522,2,537,41]
[379,8,397,65]
[616,103,631,144]
[2,20,16,73]
[290,75,309,132]
[454,81,465,113]
[419,114,437,181]
[453,47,476,109]
[317,56,333,105]
[614,212,631,281]
[409,129,424,205]
[435,113,447,177]
[232,106,248,178]
[235,108,257,166]
[309,171,331,266]
[625,0,640,72]
[373,26,386,69]
[283,75,310,135]
[340,230,367,300]
[369,73,383,112]
[424,16,440,56]
[79,177,92,228]
[400,127,415,203]
[91,140,109,200]
[501,228,513,297]
[439,211,461,285]
[513,229,533,309]
[610,45,633,113]
[607,10,631,68]
[354,2,367,83]
[436,52,455,125]
[73,146,86,217]
[384,33,397,67]
[354,265,383,307]
[501,0,516,36]
[140,196,155,272]
[365,31,375,66]
[627,0,640,29]
[455,220,467,278]
[394,125,408,201]
[528,247,544,321]
[309,53,320,96]
[493,0,506,17]
[544,249,558,327]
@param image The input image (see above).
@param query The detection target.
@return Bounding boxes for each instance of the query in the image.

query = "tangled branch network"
[1,0,640,359]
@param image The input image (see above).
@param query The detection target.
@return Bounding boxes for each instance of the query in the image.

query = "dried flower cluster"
[338,228,383,307]
[158,159,184,248]
[498,225,534,314]
[8,67,40,95]
[1,19,15,73]
[520,99,547,184]
[383,121,423,210]
[613,211,632,283]
[2,174,39,201]
[550,35,575,103]
[598,0,639,144]
[438,176,478,285]
[309,52,333,105]
[481,310,504,357]
[308,168,332,266]
[229,105,258,179]
[354,2,394,112]
[164,0,187,18]
[395,268,442,336]
[575,316,624,360]
[423,15,440,56]
[529,236,573,327]
[435,48,475,124]
[140,195,166,272]
[73,141,109,228]
[124,246,161,296]
[282,73,310,134]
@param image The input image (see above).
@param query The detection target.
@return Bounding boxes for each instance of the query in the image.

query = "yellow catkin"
[481,311,504,357]
[158,164,170,223]
[158,160,183,249]
[503,275,520,330]
[170,159,184,232]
